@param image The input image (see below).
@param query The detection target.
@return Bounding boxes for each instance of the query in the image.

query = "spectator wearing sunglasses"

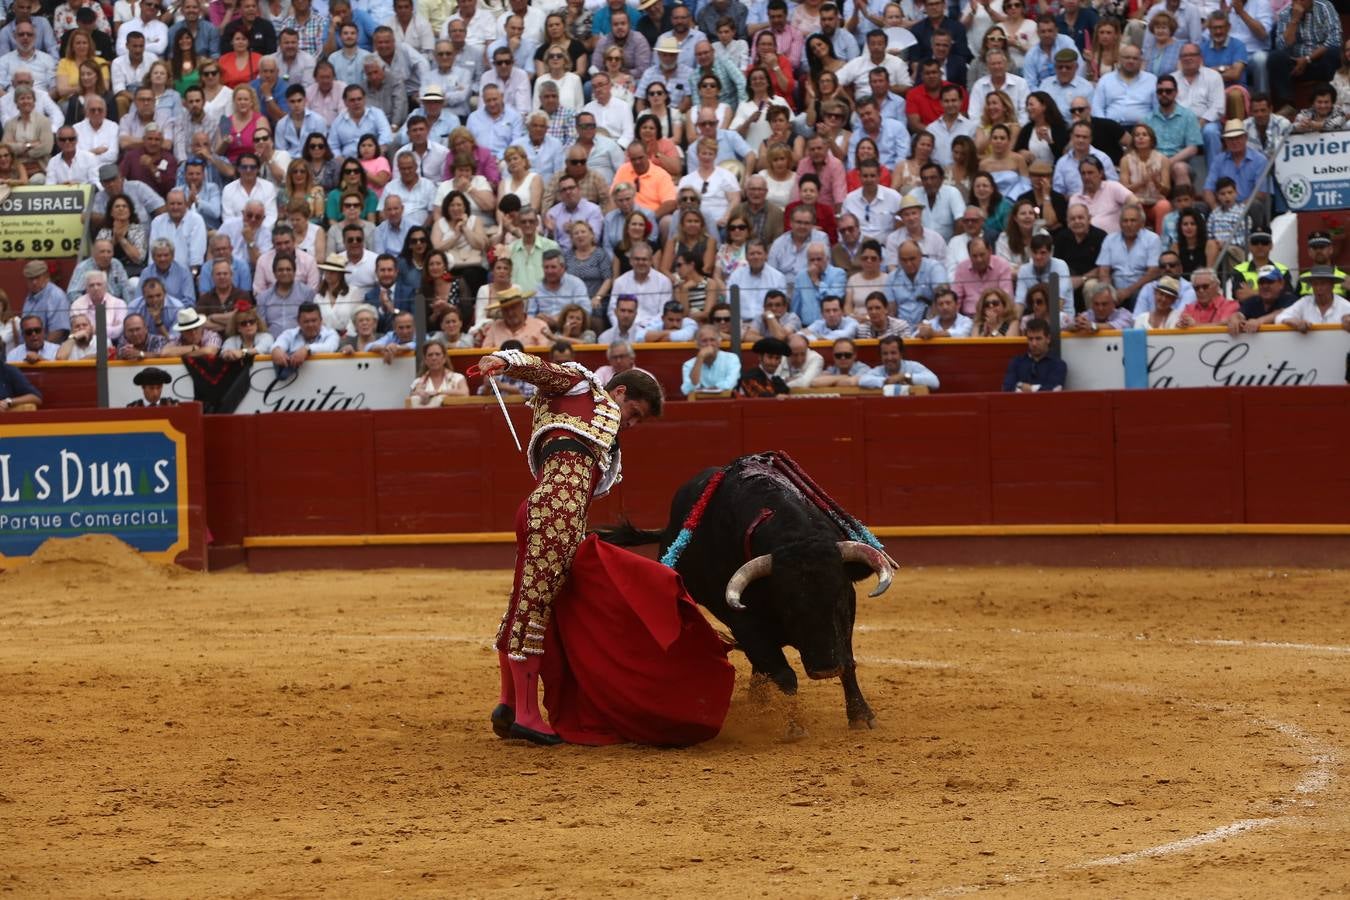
[6,314,60,365]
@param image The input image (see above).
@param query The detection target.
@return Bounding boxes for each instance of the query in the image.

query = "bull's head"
[724,541,895,611]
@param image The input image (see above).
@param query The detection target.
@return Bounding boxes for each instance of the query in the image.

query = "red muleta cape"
[540,536,735,746]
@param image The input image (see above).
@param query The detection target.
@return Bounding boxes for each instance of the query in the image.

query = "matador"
[476,348,664,745]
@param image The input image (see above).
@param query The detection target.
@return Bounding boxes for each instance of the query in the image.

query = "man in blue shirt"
[1204,121,1268,209]
[888,241,947,326]
[804,295,860,341]
[858,335,940,391]
[21,261,70,342]
[1002,319,1066,391]
[849,96,910,167]
[0,360,42,409]
[271,301,341,375]
[793,243,847,325]
[327,84,394,159]
[1090,45,1156,127]
[681,323,741,395]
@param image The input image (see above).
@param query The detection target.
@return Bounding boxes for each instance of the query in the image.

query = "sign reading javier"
[0,184,91,259]
[0,422,189,562]
[1276,132,1350,212]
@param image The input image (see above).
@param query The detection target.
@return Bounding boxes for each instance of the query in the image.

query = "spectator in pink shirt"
[795,134,847,211]
[951,237,1015,316]
[1178,268,1240,325]
[1069,156,1136,233]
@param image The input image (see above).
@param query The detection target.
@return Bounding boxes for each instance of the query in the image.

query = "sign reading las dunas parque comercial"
[0,421,190,562]
[1277,132,1350,212]
[0,185,92,259]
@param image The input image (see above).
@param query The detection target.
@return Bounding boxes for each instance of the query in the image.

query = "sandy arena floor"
[1,536,1348,899]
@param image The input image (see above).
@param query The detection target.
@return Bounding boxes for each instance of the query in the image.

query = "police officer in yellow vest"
[1231,231,1291,298]
[1298,231,1348,297]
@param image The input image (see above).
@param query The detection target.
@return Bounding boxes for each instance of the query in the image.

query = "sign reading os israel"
[1276,133,1350,212]
[0,422,189,561]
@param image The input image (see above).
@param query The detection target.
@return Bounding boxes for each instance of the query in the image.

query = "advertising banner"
[1275,132,1350,212]
[0,420,190,562]
[108,354,418,413]
[1061,327,1350,391]
[0,185,92,259]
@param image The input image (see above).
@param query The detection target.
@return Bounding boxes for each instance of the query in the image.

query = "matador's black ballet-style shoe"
[491,704,515,739]
[507,722,564,746]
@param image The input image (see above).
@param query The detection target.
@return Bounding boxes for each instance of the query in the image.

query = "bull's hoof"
[848,714,878,730]
[490,703,515,739]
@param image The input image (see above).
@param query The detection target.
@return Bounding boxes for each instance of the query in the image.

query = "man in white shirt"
[149,188,209,271]
[967,50,1030,126]
[115,0,169,56]
[609,242,673,326]
[221,153,279,229]
[841,159,901,242]
[383,0,435,55]
[73,95,120,166]
[580,73,635,148]
[479,46,532,119]
[268,28,318,88]
[383,151,437,226]
[927,84,977,166]
[1173,42,1227,163]
[885,194,948,265]
[836,29,911,98]
[110,31,156,96]
[46,125,100,186]
[0,69,62,128]
[907,163,966,241]
[449,0,500,62]
[726,239,788,321]
[0,20,56,92]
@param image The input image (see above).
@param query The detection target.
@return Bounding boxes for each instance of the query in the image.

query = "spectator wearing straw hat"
[479,286,553,349]
[1275,267,1350,332]
[162,307,222,358]
[1203,119,1268,210]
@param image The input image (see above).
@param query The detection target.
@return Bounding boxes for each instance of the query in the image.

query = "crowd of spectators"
[2,0,1350,406]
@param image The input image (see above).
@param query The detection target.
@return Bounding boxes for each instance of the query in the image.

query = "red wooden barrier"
[202,386,1350,568]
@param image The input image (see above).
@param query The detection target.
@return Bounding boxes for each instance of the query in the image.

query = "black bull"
[599,464,896,729]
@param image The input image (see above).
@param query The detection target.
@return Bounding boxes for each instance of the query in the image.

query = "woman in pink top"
[218,84,263,164]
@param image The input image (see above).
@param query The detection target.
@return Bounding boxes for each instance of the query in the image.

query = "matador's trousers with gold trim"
[496,447,598,661]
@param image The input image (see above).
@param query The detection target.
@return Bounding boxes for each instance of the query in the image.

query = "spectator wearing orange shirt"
[611,141,677,223]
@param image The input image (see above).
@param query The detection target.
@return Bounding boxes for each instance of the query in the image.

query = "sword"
[467,362,523,453]
[487,374,523,453]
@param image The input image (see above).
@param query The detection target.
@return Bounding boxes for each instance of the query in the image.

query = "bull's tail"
[592,519,666,547]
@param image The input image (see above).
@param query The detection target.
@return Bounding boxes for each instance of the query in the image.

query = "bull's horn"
[725,554,773,611]
[838,542,894,597]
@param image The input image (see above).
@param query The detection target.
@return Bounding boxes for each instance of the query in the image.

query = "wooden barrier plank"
[1242,387,1350,522]
[246,411,374,535]
[1112,389,1243,523]
[862,394,992,525]
[986,392,1115,524]
[372,410,494,533]
[741,397,867,514]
